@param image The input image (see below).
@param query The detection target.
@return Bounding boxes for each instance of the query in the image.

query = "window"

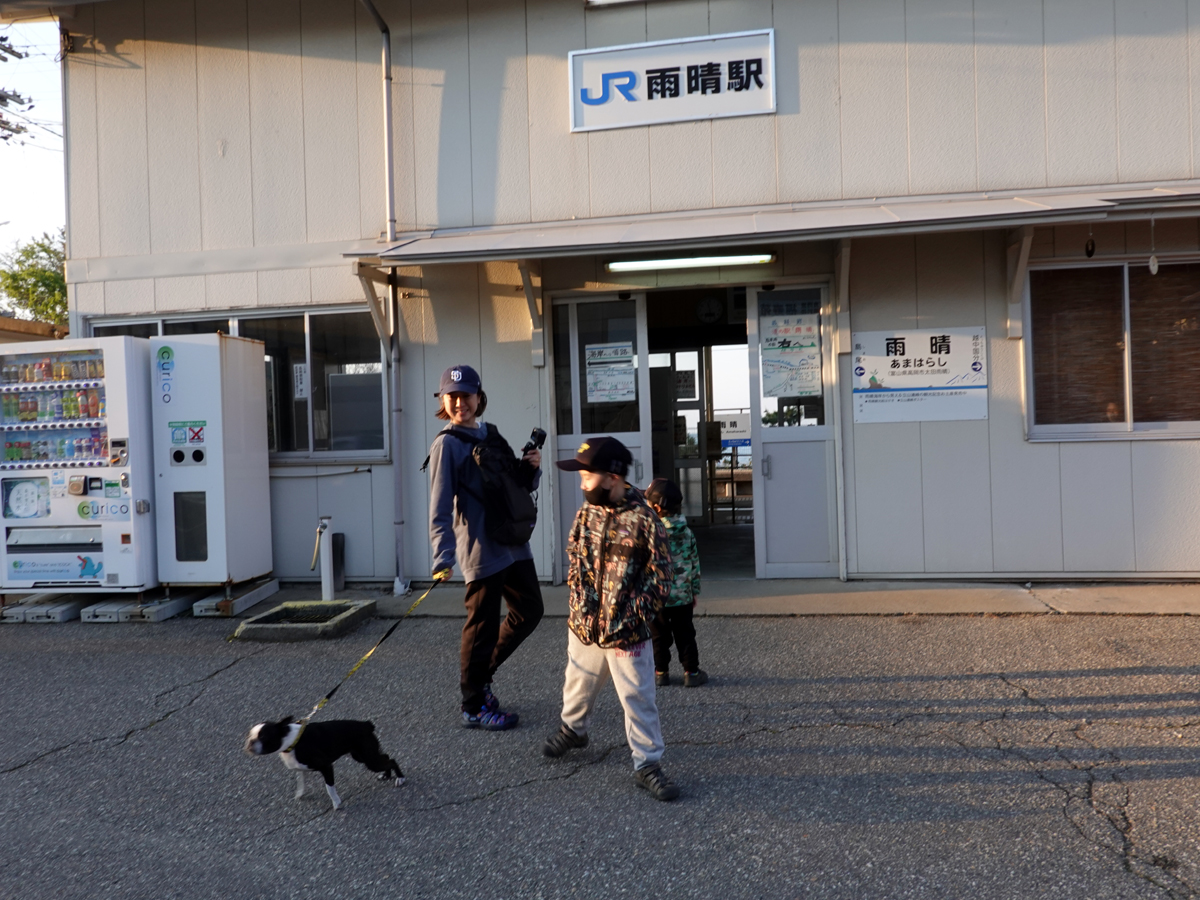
[1028,261,1200,437]
[576,299,639,434]
[309,312,384,452]
[758,288,825,427]
[238,316,309,453]
[552,305,573,435]
[163,319,229,336]
[93,322,159,339]
[91,309,388,457]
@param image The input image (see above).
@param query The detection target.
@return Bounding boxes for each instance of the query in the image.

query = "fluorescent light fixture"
[606,253,776,273]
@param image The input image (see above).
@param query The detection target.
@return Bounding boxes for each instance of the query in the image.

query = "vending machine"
[0,337,157,592]
[150,334,272,592]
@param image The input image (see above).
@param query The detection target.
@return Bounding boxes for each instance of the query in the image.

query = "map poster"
[585,341,637,403]
[760,313,821,398]
[851,327,988,423]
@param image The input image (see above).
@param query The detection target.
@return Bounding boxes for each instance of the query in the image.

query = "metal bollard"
[310,516,335,601]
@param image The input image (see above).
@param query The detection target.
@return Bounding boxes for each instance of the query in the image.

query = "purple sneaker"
[483,683,500,714]
[461,708,520,731]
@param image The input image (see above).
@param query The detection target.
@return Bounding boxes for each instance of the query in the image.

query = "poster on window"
[852,327,988,423]
[760,313,821,398]
[585,342,637,403]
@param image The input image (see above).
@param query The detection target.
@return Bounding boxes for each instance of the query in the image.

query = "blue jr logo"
[581,71,638,105]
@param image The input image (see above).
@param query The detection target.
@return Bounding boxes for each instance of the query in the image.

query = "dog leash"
[284,577,446,750]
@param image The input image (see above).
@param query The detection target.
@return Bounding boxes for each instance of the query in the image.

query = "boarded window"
[1029,267,1126,425]
[1129,262,1200,422]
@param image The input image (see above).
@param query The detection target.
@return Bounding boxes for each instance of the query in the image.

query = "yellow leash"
[285,577,446,748]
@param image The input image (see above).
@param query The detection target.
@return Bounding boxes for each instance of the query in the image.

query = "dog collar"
[281,721,308,753]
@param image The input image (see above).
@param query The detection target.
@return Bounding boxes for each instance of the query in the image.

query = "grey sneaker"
[683,669,708,687]
[655,670,670,687]
[634,763,680,801]
[543,723,589,757]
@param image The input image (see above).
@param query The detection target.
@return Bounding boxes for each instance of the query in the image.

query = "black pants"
[650,604,699,673]
[460,559,544,713]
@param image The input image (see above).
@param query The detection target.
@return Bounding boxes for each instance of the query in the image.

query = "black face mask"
[583,484,617,507]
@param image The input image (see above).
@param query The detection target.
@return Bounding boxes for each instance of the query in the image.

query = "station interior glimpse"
[647,288,754,580]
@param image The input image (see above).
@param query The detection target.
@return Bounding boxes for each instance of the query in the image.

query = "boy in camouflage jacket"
[646,478,707,688]
[546,436,681,801]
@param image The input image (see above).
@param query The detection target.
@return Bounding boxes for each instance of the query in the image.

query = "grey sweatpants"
[560,630,665,770]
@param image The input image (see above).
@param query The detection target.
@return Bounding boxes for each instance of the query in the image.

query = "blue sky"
[0,20,65,253]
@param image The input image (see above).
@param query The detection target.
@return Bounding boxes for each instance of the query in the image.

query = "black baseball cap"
[435,364,482,396]
[555,436,632,477]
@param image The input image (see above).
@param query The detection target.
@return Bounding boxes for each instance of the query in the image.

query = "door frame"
[546,275,845,582]
[548,292,653,578]
[748,282,841,578]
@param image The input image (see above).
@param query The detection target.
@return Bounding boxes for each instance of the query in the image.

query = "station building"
[6,0,1200,584]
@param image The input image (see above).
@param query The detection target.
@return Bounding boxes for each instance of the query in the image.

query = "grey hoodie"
[427,421,541,582]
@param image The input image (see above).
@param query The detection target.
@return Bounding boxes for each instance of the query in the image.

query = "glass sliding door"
[551,295,652,574]
[748,286,840,577]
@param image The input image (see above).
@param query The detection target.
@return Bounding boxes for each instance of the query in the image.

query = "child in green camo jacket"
[646,478,707,688]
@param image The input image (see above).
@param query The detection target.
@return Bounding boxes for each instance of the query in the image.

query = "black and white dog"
[244,717,405,810]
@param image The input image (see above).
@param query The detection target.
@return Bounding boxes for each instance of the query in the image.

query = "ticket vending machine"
[0,337,157,592]
[150,334,273,604]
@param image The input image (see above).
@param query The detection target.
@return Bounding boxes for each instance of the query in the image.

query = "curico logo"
[580,71,637,106]
[78,500,130,519]
[157,345,174,403]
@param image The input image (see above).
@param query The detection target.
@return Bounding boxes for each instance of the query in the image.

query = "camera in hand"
[522,427,547,454]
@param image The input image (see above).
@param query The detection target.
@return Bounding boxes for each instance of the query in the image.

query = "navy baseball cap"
[555,436,632,477]
[435,364,482,396]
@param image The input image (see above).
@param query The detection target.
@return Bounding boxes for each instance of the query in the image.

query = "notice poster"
[760,312,821,398]
[585,342,636,403]
[851,327,988,423]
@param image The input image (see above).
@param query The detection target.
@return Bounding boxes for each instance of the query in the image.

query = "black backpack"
[422,424,539,546]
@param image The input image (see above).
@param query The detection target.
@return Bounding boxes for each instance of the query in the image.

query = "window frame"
[1025,255,1200,442]
[87,305,389,462]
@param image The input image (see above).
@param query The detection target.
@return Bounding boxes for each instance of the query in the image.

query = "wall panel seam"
[141,0,152,256]
[971,0,979,191]
[1041,1,1049,188]
[1112,0,1121,183]
[1190,0,1196,179]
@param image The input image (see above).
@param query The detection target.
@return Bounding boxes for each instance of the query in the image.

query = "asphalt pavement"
[4,613,1200,899]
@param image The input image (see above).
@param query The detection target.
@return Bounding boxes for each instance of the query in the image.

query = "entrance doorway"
[647,289,754,579]
[550,282,841,581]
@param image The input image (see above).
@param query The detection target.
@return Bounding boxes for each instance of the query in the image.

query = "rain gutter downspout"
[358,0,408,593]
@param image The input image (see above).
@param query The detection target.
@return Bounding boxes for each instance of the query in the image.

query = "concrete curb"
[231,600,376,641]
[251,582,1200,620]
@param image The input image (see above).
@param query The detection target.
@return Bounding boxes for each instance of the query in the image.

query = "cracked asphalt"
[5,614,1200,899]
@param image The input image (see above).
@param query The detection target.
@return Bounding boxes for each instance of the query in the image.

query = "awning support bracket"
[517,259,546,368]
[354,261,392,354]
[1006,225,1033,340]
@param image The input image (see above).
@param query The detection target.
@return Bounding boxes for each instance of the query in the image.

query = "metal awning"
[356,182,1200,266]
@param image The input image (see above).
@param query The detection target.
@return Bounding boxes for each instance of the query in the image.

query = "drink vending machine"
[150,334,274,615]
[0,337,157,591]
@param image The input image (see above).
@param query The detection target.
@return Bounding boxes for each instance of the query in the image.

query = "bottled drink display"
[0,350,108,468]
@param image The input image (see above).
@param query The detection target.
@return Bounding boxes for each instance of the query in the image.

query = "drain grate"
[254,603,352,625]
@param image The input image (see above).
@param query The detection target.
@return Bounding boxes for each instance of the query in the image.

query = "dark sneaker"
[655,670,670,687]
[461,709,520,730]
[683,669,708,688]
[542,723,589,757]
[482,683,500,713]
[634,763,680,801]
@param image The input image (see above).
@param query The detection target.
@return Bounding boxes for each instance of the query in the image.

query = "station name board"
[569,29,776,133]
